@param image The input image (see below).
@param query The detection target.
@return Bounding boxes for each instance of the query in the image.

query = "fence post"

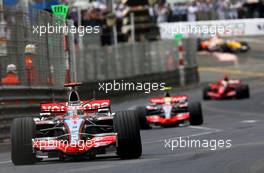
[175,34,185,86]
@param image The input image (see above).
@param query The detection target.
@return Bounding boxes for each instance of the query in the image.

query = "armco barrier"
[0,87,66,142]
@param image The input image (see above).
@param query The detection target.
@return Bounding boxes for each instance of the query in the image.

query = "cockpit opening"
[68,91,80,103]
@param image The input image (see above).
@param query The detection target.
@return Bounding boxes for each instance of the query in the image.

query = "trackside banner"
[159,18,264,39]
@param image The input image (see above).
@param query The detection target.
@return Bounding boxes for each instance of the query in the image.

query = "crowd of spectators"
[69,0,264,27]
[153,0,264,23]
[67,0,264,46]
[69,0,132,46]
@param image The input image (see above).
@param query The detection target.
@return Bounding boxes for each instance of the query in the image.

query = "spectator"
[237,1,247,18]
[187,2,198,22]
[155,0,169,23]
[196,0,207,20]
[167,3,173,22]
[178,3,188,21]
[82,7,104,27]
[228,0,240,19]
[204,0,215,20]
[114,0,126,20]
[149,2,157,22]
[217,0,227,20]
[1,64,20,85]
[171,3,181,21]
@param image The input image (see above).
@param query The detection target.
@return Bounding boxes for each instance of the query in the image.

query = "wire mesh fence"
[0,7,198,87]
[76,38,197,82]
[0,8,67,88]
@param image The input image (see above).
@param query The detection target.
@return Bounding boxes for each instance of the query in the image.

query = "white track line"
[188,126,221,132]
[128,106,136,110]
[0,160,11,164]
[240,120,258,124]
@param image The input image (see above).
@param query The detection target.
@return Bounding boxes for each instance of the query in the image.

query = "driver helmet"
[224,75,229,81]
[7,64,17,73]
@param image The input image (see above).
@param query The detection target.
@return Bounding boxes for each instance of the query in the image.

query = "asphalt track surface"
[1,44,264,172]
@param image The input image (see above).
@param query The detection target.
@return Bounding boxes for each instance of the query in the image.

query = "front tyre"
[114,111,142,159]
[240,42,250,52]
[189,102,203,126]
[11,117,36,165]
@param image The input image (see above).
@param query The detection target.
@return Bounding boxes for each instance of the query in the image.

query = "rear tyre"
[235,86,244,99]
[240,42,250,52]
[136,106,150,129]
[203,86,211,100]
[11,117,36,165]
[189,102,203,126]
[242,85,250,99]
[114,111,142,159]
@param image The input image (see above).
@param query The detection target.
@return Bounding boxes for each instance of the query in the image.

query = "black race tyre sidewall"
[243,85,250,98]
[235,86,243,99]
[11,117,36,165]
[189,102,203,126]
[114,111,142,159]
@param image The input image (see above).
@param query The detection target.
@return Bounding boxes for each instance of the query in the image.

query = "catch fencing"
[76,38,198,82]
[0,8,72,88]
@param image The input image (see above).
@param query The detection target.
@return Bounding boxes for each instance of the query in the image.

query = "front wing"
[33,135,116,154]
[207,90,236,99]
[146,113,189,125]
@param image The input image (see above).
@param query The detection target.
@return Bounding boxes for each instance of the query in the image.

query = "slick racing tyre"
[136,106,150,129]
[240,42,250,52]
[11,117,36,165]
[240,84,250,99]
[203,86,211,100]
[189,102,203,126]
[243,85,250,98]
[235,85,249,99]
[114,111,142,159]
[235,86,243,99]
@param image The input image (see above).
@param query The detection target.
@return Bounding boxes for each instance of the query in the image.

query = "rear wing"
[82,99,110,111]
[40,99,111,113]
[41,102,67,113]
[149,96,188,104]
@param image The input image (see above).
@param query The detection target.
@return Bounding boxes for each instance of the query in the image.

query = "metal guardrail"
[0,87,66,142]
